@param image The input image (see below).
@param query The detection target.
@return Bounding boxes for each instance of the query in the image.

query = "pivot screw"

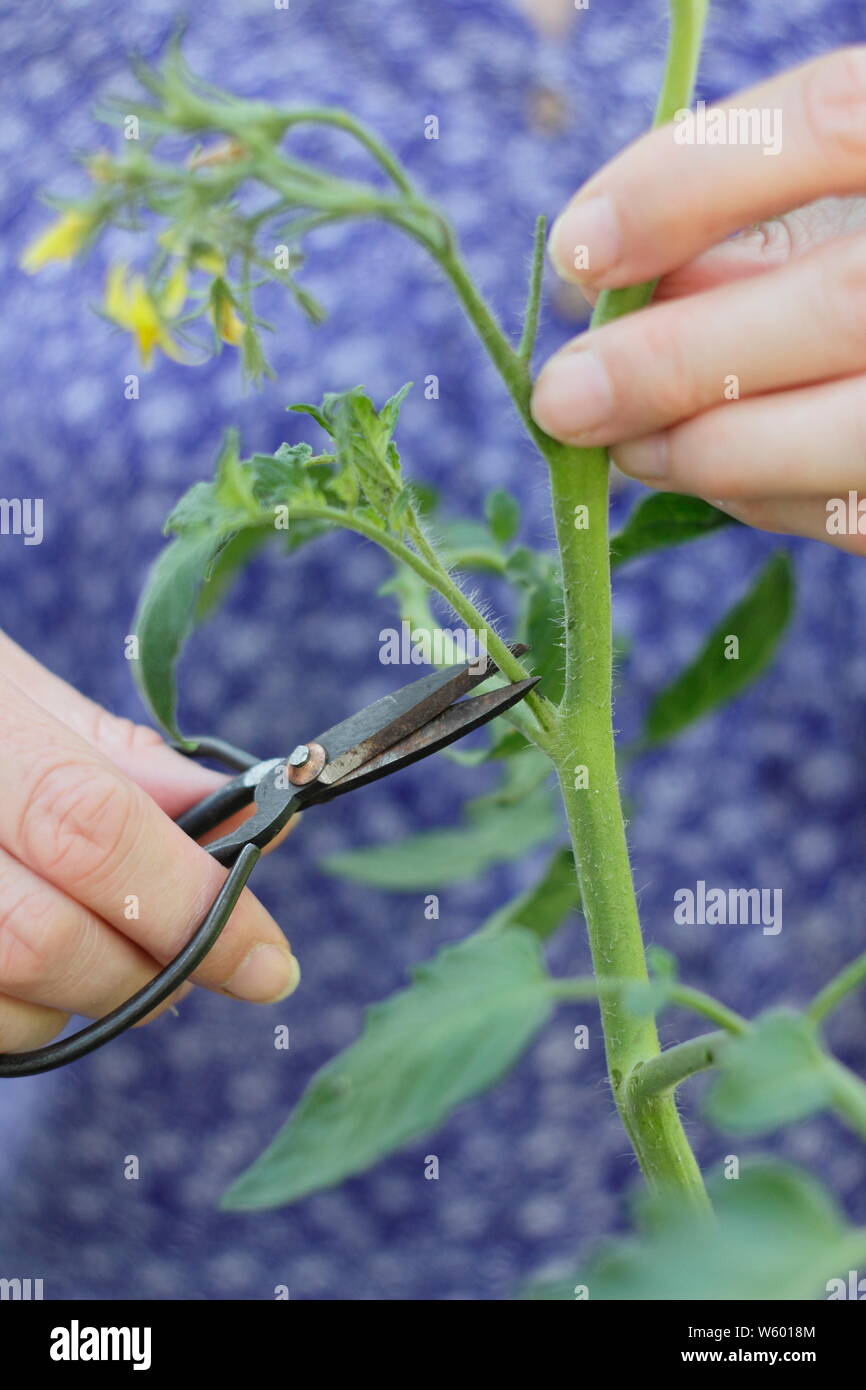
[287,741,327,786]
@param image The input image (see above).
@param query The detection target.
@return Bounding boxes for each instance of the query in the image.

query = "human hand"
[531,48,866,556]
[0,631,299,1056]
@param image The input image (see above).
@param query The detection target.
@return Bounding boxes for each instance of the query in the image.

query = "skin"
[0,630,299,1056]
[531,47,866,557]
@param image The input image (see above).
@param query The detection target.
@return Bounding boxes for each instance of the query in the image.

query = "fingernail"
[548,195,621,282]
[224,945,301,1003]
[612,434,670,482]
[531,350,614,442]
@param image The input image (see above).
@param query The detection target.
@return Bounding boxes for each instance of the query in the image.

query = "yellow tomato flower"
[20,209,93,273]
[103,263,189,367]
[211,289,246,346]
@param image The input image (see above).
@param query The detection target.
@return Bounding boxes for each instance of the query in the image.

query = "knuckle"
[16,758,137,890]
[803,47,866,156]
[89,708,165,761]
[0,882,60,990]
[637,312,704,421]
[667,414,746,498]
[823,237,866,354]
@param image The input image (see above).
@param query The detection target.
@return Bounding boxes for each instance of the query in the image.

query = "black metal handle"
[0,842,261,1078]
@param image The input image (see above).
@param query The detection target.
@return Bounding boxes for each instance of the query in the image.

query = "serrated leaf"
[132,530,229,741]
[135,435,343,740]
[610,492,736,568]
[484,488,520,546]
[214,429,262,518]
[379,380,413,433]
[524,1161,866,1301]
[221,928,553,1209]
[643,552,794,747]
[322,780,558,889]
[706,1010,834,1135]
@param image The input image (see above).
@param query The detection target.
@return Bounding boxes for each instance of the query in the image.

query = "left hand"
[531,47,866,557]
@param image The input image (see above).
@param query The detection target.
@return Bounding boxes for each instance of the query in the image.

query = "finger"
[532,232,866,446]
[0,992,68,1052]
[653,196,866,304]
[708,495,866,557]
[0,631,224,817]
[0,675,300,1004]
[548,47,866,290]
[576,196,866,309]
[0,631,288,853]
[0,844,195,1021]
[609,373,866,504]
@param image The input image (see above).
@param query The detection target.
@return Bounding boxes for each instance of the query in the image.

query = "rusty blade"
[298,677,540,806]
[313,644,528,788]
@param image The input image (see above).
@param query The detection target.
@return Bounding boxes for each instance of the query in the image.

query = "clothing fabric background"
[0,0,864,1300]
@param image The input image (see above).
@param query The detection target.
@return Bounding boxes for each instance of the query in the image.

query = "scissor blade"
[314,644,528,787]
[302,677,540,804]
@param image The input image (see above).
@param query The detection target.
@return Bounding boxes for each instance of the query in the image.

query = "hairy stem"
[289,501,557,745]
[517,215,547,362]
[537,0,710,1206]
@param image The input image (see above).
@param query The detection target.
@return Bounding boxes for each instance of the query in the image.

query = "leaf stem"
[549,977,746,1035]
[825,1057,866,1144]
[808,947,866,1025]
[274,107,416,196]
[628,1031,729,1100]
[288,501,557,746]
[517,215,547,363]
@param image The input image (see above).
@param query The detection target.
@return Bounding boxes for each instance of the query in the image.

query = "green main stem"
[436,1,711,1210]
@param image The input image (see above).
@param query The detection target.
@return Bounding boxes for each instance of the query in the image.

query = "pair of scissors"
[0,649,537,1078]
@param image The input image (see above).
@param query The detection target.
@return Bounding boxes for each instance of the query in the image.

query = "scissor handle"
[0,735,267,1078]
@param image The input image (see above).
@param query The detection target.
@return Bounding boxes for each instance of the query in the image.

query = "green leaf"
[524,1161,866,1301]
[379,380,413,433]
[484,488,520,546]
[135,434,344,740]
[610,492,736,569]
[706,1010,834,1135]
[445,727,530,766]
[387,486,414,535]
[132,530,229,741]
[194,524,272,621]
[643,552,794,747]
[438,518,507,573]
[505,548,565,703]
[288,401,332,434]
[314,384,408,522]
[480,847,580,940]
[221,928,554,1209]
[322,779,558,889]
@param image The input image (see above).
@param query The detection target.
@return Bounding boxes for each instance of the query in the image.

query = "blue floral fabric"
[0,0,864,1300]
